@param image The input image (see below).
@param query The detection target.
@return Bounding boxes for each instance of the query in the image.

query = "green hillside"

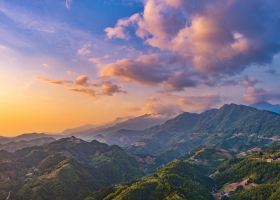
[88,147,280,200]
[87,160,214,200]
[0,137,143,200]
[214,149,280,200]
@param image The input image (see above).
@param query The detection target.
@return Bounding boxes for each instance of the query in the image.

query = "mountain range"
[76,104,280,162]
[62,104,280,161]
[65,114,168,144]
[1,103,280,200]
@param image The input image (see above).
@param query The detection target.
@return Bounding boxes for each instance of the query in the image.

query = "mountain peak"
[220,103,247,109]
[50,136,85,146]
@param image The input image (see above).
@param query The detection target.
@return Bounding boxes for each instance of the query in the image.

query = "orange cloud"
[75,75,90,87]
[88,57,103,68]
[100,81,126,96]
[69,87,96,97]
[37,76,73,85]
[37,75,126,98]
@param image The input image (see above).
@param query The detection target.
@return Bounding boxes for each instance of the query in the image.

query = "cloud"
[77,44,91,55]
[101,53,199,90]
[65,0,72,10]
[37,75,126,98]
[99,81,126,96]
[105,0,280,89]
[142,93,222,116]
[265,69,278,75]
[105,14,141,40]
[69,87,96,97]
[241,76,280,103]
[37,76,73,85]
[88,57,103,68]
[101,54,172,84]
[75,75,90,87]
[0,3,56,33]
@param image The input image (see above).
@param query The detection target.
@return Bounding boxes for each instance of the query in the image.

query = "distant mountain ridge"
[118,104,280,158]
[156,103,280,135]
[0,137,55,152]
[67,114,168,141]
[0,133,65,152]
[251,101,280,114]
[61,104,280,159]
[0,133,62,145]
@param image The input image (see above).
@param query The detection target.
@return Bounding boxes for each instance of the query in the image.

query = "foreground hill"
[0,137,143,200]
[214,147,280,199]
[87,160,214,200]
[87,146,280,200]
[185,147,234,174]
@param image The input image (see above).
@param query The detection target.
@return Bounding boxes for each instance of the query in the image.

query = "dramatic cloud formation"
[102,54,175,84]
[101,53,198,90]
[242,76,280,104]
[37,75,125,98]
[105,0,280,90]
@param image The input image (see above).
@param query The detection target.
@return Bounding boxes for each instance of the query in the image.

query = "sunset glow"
[0,0,279,135]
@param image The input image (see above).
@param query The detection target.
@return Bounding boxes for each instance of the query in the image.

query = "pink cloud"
[241,76,280,104]
[75,75,90,87]
[105,0,280,90]
[142,93,221,116]
[105,13,141,40]
[99,81,126,96]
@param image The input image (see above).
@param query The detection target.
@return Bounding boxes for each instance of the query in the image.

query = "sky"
[0,0,279,136]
